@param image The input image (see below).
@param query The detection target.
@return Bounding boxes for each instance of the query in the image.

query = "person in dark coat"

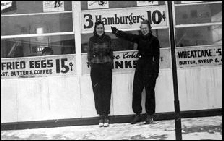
[88,21,113,127]
[111,20,160,124]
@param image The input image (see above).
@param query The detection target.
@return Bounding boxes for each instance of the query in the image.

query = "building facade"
[1,1,222,129]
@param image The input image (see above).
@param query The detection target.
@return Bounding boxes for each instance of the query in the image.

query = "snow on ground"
[1,116,222,140]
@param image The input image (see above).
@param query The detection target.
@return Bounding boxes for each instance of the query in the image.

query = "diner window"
[1,13,73,36]
[1,35,75,58]
[81,28,170,53]
[80,1,169,53]
[1,1,72,15]
[81,1,166,10]
[176,25,222,47]
[174,1,222,47]
[81,32,136,53]
[1,1,75,58]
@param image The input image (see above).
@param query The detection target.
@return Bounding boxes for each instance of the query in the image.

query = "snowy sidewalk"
[1,116,222,140]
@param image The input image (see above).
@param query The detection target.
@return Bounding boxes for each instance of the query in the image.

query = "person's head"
[42,47,53,55]
[93,20,105,36]
[140,20,152,36]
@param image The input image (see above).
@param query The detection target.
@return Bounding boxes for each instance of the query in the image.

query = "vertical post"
[167,1,182,140]
[72,1,82,106]
[72,1,82,76]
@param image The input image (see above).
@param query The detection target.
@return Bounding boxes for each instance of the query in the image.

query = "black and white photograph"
[1,1,222,140]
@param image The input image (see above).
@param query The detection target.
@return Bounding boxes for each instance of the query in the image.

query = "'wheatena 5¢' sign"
[81,5,167,33]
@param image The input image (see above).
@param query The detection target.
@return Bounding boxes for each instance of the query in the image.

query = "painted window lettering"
[1,72,8,76]
[177,49,213,59]
[55,58,71,74]
[29,60,53,68]
[88,1,107,6]
[84,14,93,29]
[177,47,222,67]
[114,60,137,69]
[1,61,26,71]
[83,10,166,29]
[216,48,222,56]
[147,10,166,24]
[84,13,145,29]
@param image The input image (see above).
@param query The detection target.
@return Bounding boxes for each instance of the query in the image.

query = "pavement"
[1,116,222,140]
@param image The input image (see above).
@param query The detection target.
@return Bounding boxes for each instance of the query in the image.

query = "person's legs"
[145,75,157,124]
[101,63,112,116]
[101,63,112,127]
[145,79,156,115]
[91,64,102,114]
[131,63,144,124]
[91,64,105,127]
[132,67,144,115]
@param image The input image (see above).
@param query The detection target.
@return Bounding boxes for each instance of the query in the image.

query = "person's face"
[140,24,150,35]
[96,24,104,36]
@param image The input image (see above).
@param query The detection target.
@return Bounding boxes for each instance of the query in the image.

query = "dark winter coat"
[88,34,113,65]
[115,31,160,76]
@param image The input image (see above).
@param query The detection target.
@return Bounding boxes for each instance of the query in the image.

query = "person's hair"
[139,20,152,35]
[93,20,105,36]
[140,20,152,29]
[42,47,53,55]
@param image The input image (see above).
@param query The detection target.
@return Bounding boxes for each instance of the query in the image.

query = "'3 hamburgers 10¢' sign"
[81,5,167,33]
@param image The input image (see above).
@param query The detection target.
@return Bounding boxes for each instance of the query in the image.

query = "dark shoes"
[145,114,154,124]
[99,115,110,127]
[104,118,110,127]
[99,115,104,127]
[131,114,141,124]
[99,119,104,127]
[131,114,154,124]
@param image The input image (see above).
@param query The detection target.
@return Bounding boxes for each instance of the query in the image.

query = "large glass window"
[81,1,169,53]
[175,2,222,24]
[1,35,75,58]
[1,1,72,15]
[1,13,73,36]
[81,28,170,53]
[176,25,222,47]
[1,1,75,58]
[174,1,222,47]
[81,1,166,10]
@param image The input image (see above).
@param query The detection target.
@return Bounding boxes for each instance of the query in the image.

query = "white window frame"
[173,1,222,47]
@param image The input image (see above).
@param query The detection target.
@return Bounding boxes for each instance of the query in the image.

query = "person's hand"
[111,26,118,34]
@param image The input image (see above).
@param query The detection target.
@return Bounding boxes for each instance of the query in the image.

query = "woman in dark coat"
[88,21,113,127]
[111,20,160,124]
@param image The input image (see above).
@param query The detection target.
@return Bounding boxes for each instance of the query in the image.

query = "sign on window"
[87,1,109,9]
[43,1,64,12]
[1,1,16,13]
[136,1,159,6]
[176,46,222,68]
[82,49,171,75]
[81,5,167,33]
[181,1,202,4]
[1,54,76,79]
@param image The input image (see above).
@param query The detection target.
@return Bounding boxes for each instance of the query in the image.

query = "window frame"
[1,1,222,77]
[1,8,75,55]
[173,1,222,47]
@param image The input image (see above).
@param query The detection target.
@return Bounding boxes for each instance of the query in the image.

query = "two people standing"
[87,20,160,127]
